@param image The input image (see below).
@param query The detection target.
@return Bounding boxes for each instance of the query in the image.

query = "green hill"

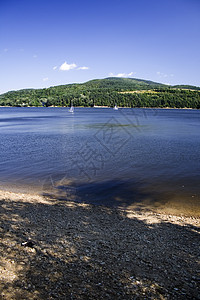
[0,77,200,108]
[82,77,167,90]
[172,85,200,91]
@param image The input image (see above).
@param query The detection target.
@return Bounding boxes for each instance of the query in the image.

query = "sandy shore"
[0,189,199,299]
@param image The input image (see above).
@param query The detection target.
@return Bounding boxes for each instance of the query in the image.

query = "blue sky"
[0,0,200,93]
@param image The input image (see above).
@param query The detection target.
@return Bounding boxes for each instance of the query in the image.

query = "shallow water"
[0,107,199,213]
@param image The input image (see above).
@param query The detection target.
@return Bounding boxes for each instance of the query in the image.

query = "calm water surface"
[0,107,199,212]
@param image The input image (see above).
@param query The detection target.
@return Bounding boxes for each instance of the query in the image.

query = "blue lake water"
[0,107,199,213]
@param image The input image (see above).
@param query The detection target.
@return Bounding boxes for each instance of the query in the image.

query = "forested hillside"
[0,77,200,108]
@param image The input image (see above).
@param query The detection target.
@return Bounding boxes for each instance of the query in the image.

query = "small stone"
[21,241,35,248]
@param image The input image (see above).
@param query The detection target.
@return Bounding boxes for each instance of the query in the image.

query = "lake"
[0,107,199,214]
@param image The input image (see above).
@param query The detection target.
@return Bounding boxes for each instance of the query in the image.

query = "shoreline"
[0,189,199,298]
[0,185,199,218]
[1,188,199,219]
[0,105,199,110]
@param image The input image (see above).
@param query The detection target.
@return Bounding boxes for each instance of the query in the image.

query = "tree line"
[0,78,200,109]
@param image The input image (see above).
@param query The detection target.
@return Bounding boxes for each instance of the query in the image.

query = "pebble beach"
[0,189,199,299]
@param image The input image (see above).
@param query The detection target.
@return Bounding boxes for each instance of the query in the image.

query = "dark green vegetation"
[1,77,200,108]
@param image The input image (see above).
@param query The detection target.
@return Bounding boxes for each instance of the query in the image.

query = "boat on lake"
[113,105,118,110]
[69,105,74,113]
[69,101,74,113]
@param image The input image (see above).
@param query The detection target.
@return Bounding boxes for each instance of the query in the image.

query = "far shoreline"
[0,105,198,110]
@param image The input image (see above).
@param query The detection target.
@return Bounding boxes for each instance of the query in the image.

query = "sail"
[69,105,74,113]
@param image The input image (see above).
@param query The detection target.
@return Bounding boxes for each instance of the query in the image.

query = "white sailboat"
[69,105,74,113]
[69,101,74,113]
[113,104,118,110]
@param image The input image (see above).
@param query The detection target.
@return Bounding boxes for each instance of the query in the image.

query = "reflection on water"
[0,107,200,214]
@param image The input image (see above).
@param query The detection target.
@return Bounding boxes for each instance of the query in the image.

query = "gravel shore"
[0,190,199,299]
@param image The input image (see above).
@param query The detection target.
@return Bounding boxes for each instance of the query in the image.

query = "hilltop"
[0,77,200,108]
[79,77,168,90]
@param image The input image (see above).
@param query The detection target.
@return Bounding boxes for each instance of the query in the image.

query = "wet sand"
[0,189,199,299]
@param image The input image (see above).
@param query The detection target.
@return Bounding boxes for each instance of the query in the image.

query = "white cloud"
[58,61,89,71]
[109,72,134,78]
[59,61,77,71]
[43,77,49,82]
[33,54,37,58]
[77,66,89,70]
